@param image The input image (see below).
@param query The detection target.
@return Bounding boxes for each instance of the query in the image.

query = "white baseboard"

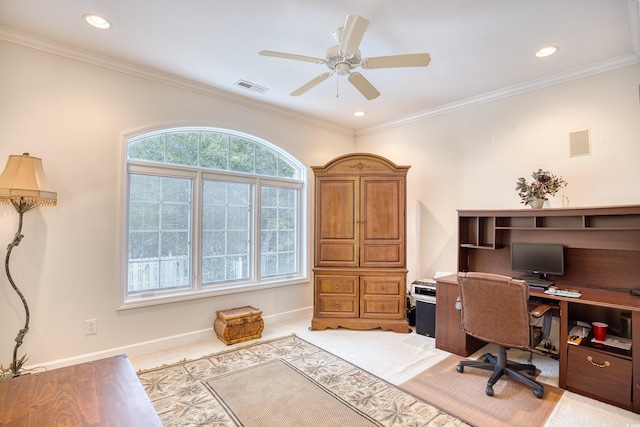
[25,306,313,372]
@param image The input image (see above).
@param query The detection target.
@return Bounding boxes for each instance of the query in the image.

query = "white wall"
[0,40,356,368]
[1,38,639,369]
[355,64,640,281]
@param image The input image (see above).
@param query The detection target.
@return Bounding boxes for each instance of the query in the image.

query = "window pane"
[255,145,278,177]
[128,175,192,292]
[260,187,298,277]
[200,132,229,170]
[278,158,296,179]
[229,137,254,173]
[202,180,251,284]
[129,135,165,162]
[166,132,199,167]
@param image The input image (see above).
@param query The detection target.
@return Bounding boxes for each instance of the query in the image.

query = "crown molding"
[0,25,355,137]
[356,53,640,136]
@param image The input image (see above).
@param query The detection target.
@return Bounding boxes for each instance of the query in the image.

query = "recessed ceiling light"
[84,13,112,30]
[535,46,558,58]
[353,111,366,117]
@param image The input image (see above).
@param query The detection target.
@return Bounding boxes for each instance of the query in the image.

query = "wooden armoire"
[311,153,410,333]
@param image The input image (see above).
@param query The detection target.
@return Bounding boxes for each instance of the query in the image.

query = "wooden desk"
[0,354,162,426]
[436,274,640,414]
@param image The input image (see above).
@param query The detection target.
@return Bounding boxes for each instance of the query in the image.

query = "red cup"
[592,322,608,341]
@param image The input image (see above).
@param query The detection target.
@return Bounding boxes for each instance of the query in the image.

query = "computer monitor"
[510,242,564,280]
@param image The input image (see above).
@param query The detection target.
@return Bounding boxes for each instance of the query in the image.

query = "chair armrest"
[530,304,551,318]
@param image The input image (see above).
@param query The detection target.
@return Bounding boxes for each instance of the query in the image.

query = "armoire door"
[360,176,405,267]
[315,176,359,267]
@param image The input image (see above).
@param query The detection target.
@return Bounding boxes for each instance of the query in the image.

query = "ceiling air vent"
[235,80,268,93]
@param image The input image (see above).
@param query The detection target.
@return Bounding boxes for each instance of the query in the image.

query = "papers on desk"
[567,325,591,345]
[569,325,590,338]
[591,334,632,351]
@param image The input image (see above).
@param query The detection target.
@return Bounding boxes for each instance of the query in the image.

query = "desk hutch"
[435,205,640,413]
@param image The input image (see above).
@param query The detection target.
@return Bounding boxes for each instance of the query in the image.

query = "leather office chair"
[455,272,552,398]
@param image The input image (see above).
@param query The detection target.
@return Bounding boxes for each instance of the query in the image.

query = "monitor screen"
[510,242,564,277]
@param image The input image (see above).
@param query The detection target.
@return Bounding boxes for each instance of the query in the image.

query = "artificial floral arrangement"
[515,169,567,207]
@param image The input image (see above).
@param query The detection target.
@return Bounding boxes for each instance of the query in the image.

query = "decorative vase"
[529,198,545,209]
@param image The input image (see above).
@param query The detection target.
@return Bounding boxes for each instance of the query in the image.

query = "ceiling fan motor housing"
[326,45,361,75]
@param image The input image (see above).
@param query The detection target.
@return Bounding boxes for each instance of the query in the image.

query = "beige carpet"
[138,335,468,426]
[206,359,380,426]
[400,355,563,427]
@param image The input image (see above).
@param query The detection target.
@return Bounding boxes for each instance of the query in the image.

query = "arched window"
[120,127,306,308]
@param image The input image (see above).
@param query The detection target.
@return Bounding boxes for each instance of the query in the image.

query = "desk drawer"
[566,345,632,409]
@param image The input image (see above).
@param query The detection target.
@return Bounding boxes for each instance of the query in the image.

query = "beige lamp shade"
[0,153,57,206]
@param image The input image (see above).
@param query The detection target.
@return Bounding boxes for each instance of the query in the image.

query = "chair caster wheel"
[482,356,489,362]
[456,364,464,373]
[485,385,494,396]
[533,388,544,399]
[527,368,536,376]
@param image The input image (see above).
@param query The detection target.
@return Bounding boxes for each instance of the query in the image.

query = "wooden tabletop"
[0,354,162,426]
[437,274,640,312]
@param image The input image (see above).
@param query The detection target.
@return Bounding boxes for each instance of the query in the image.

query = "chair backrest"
[457,272,531,349]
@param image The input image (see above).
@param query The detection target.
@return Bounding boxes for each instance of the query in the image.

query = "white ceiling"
[1,1,639,133]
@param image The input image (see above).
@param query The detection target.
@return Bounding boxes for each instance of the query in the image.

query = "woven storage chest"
[214,305,264,345]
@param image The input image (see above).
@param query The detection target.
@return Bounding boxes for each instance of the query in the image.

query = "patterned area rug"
[138,334,468,427]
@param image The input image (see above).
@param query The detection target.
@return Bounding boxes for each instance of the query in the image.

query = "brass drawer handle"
[587,355,610,368]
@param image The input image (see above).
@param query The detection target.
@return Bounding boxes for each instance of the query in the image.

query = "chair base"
[455,346,544,398]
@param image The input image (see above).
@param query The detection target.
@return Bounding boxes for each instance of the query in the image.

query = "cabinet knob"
[380,304,384,309]
[586,355,610,368]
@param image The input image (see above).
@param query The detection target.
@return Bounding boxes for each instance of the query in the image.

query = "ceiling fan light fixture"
[83,13,112,29]
[335,63,351,76]
[535,46,558,58]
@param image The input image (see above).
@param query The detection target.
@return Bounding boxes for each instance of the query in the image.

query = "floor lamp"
[0,153,57,379]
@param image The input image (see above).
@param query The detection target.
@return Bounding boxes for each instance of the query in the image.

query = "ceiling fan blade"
[259,50,326,64]
[290,72,331,96]
[347,72,380,100]
[363,53,431,69]
[339,15,369,57]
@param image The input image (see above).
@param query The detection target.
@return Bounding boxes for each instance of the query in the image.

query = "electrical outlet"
[85,319,97,335]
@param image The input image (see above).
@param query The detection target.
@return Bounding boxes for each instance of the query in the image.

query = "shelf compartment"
[585,214,640,229]
[495,216,535,228]
[459,216,496,249]
[535,215,584,229]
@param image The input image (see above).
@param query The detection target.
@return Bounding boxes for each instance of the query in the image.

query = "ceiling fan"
[259,15,431,100]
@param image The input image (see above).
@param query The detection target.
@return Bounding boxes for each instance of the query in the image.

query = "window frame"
[119,126,307,310]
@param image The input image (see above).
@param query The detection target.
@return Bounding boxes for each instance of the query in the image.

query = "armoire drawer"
[361,275,403,295]
[316,297,358,317]
[566,345,632,409]
[360,297,402,318]
[316,275,358,294]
